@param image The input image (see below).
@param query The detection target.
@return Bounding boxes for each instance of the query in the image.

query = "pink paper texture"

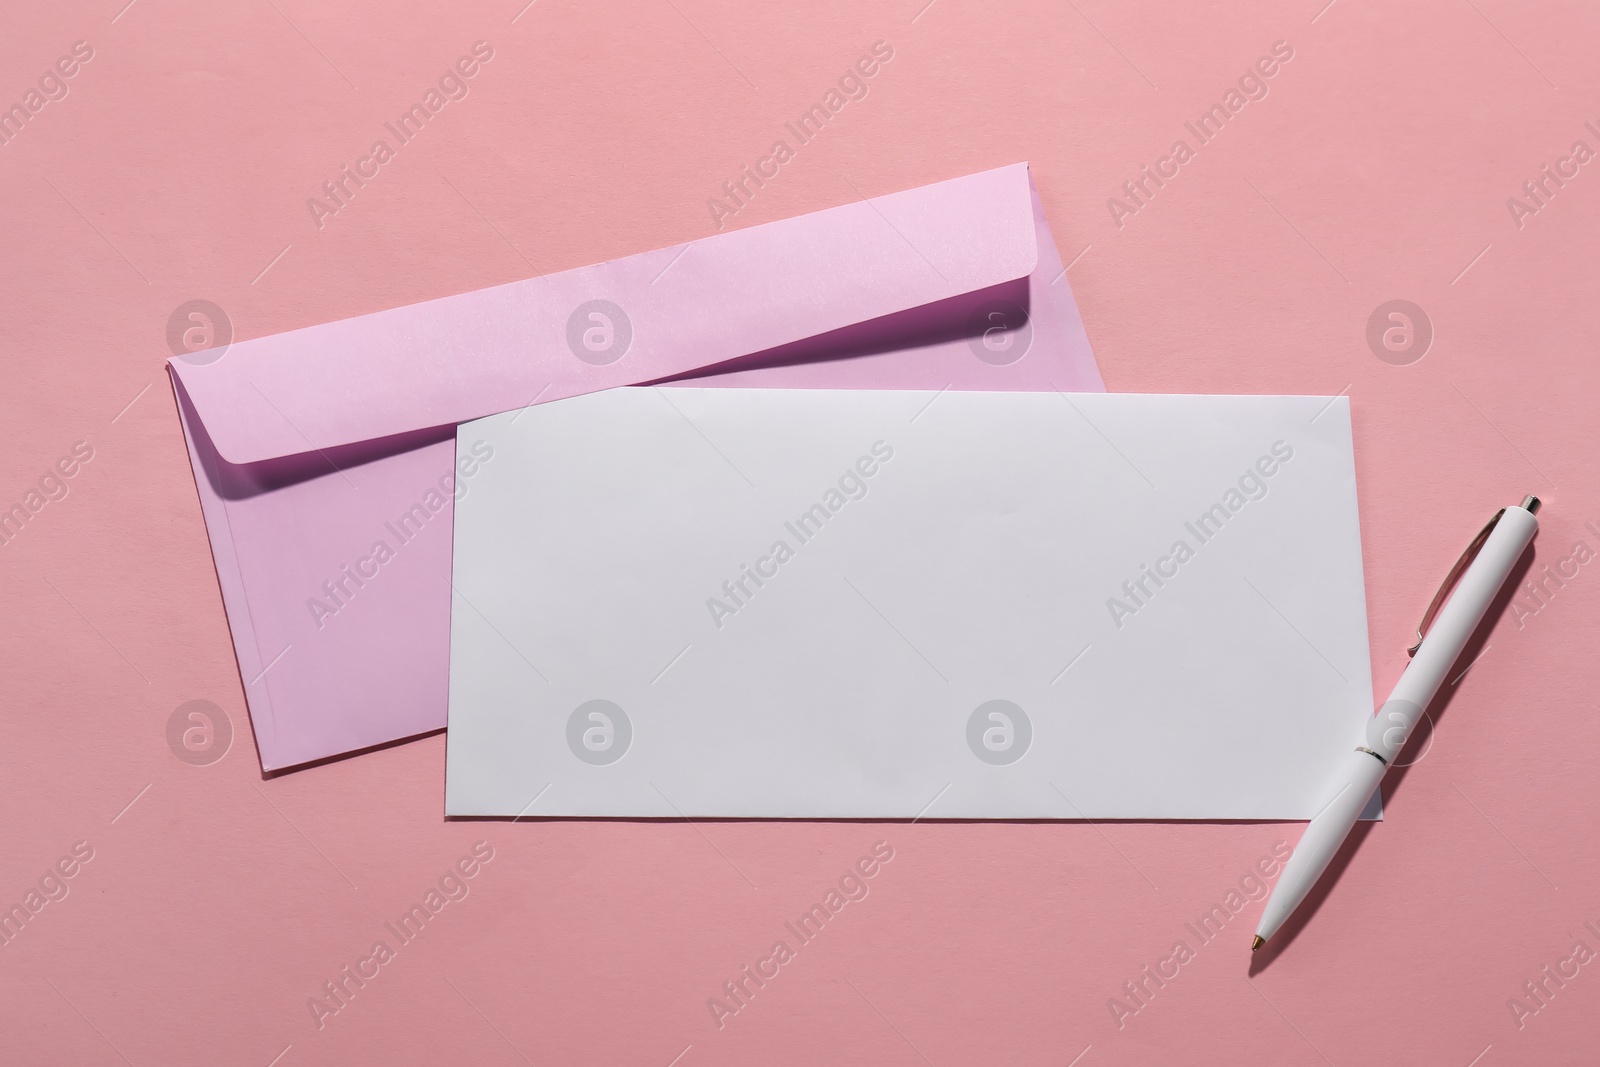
[3,2,1597,1065]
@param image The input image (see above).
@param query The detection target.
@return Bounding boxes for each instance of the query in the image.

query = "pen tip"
[1251,935,1265,952]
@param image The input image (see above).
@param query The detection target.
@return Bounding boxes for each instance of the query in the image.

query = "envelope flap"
[171,164,1041,465]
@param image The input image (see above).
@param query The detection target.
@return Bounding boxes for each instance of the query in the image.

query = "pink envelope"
[170,162,1104,771]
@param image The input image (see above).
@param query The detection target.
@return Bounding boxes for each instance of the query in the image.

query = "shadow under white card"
[445,389,1376,820]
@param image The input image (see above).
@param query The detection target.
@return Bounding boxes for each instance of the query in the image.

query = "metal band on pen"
[1355,746,1388,766]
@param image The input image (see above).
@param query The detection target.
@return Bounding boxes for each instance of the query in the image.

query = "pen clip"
[1409,508,1506,656]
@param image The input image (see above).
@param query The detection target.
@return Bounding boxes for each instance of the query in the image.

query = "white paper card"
[445,389,1373,819]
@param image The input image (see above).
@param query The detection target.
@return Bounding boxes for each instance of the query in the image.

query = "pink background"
[2,0,1596,1064]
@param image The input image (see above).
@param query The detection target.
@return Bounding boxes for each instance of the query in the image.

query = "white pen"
[1252,495,1542,952]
